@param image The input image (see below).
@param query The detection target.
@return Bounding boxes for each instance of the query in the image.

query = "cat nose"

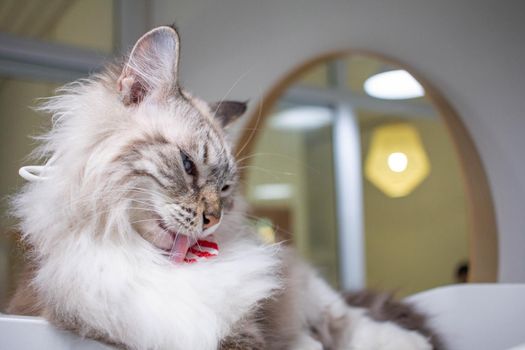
[202,212,221,230]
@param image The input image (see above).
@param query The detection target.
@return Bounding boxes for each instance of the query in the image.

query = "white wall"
[151,0,525,282]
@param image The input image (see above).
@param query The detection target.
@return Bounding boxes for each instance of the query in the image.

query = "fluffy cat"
[8,25,436,350]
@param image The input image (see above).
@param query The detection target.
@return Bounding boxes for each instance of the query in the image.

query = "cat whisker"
[236,152,308,164]
[236,165,295,180]
[127,187,173,202]
[235,87,263,158]
[212,67,253,118]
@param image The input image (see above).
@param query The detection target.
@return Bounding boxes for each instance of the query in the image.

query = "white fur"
[279,257,433,350]
[342,308,433,350]
[13,26,432,350]
[13,74,281,349]
[290,333,323,350]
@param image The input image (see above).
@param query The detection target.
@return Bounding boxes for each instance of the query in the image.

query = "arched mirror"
[239,53,497,295]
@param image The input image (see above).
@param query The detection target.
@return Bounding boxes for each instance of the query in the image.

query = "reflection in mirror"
[242,54,471,295]
[245,102,339,286]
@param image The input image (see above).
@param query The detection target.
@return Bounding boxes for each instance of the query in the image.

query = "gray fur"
[345,290,445,349]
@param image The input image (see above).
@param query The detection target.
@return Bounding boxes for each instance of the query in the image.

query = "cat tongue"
[169,234,191,264]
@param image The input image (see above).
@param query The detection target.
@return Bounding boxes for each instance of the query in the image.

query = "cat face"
[111,26,246,260]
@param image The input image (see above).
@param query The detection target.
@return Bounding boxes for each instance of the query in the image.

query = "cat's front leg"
[219,316,266,350]
[219,333,265,350]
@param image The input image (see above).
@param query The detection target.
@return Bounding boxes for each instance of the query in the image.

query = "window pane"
[0,78,59,309]
[295,62,330,88]
[244,103,340,287]
[0,0,115,53]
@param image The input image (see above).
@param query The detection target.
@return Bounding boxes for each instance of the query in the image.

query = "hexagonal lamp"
[365,123,430,198]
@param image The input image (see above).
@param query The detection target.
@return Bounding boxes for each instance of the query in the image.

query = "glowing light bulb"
[387,152,408,173]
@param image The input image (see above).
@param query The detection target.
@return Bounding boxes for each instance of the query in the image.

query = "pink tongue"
[169,235,191,264]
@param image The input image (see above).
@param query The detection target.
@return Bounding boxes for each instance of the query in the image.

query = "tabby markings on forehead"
[138,148,186,190]
[202,142,209,165]
[151,133,170,145]
[117,141,188,194]
[116,136,170,161]
[206,129,225,156]
[181,91,229,153]
[131,169,170,190]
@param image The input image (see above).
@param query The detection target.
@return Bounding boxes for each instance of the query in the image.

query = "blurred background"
[244,56,469,293]
[0,0,116,307]
[1,0,524,309]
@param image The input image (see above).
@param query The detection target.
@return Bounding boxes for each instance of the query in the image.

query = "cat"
[8,25,437,350]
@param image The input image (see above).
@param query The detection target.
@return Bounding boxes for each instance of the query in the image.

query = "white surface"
[407,284,525,350]
[0,314,113,350]
[151,0,525,282]
[2,284,524,349]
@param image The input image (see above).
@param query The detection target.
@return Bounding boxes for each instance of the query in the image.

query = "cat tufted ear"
[117,25,180,105]
[209,101,248,127]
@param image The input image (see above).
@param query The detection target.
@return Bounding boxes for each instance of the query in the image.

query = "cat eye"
[220,183,234,196]
[180,151,197,176]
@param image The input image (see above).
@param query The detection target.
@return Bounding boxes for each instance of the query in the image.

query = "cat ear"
[117,26,180,105]
[209,101,248,127]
